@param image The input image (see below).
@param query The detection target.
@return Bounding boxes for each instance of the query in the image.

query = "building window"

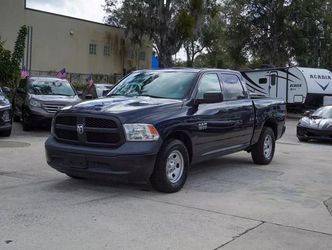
[139,51,146,61]
[89,44,97,55]
[104,46,111,56]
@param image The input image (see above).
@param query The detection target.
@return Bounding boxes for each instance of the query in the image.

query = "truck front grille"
[54,114,124,147]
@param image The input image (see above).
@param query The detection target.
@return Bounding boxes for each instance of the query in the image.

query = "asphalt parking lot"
[1,119,332,250]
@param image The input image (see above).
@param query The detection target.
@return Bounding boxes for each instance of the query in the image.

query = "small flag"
[20,66,29,79]
[56,68,67,79]
[87,74,94,86]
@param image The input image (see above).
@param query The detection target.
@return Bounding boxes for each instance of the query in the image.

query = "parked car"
[95,83,114,98]
[13,77,81,131]
[45,68,286,193]
[0,87,12,137]
[297,105,332,142]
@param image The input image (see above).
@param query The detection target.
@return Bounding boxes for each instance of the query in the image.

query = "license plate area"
[66,155,87,169]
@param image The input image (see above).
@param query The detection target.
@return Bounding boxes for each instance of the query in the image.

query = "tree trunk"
[158,51,173,68]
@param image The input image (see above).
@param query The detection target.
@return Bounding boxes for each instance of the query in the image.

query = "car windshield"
[108,71,197,99]
[28,79,76,96]
[312,106,332,119]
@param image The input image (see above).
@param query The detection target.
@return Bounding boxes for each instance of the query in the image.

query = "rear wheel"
[150,139,189,193]
[0,128,12,137]
[251,127,275,165]
[13,114,20,122]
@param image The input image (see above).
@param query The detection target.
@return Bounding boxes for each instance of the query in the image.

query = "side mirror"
[77,90,83,97]
[85,94,93,100]
[16,88,26,94]
[1,87,11,95]
[304,110,313,117]
[196,92,224,104]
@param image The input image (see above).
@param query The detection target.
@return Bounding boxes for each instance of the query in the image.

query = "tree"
[104,0,203,67]
[223,0,332,69]
[290,0,332,68]
[0,39,13,86]
[180,0,219,67]
[224,0,297,67]
[0,25,28,88]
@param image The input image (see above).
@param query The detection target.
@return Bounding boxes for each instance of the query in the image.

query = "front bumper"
[45,136,160,181]
[297,126,332,141]
[25,107,54,125]
[0,107,12,131]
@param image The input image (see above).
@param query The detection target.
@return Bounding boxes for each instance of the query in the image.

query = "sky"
[26,0,106,23]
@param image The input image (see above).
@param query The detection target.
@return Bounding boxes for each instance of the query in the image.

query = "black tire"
[0,128,12,137]
[150,139,189,193]
[251,127,275,165]
[22,110,32,131]
[297,136,309,142]
[13,114,20,122]
[66,173,85,179]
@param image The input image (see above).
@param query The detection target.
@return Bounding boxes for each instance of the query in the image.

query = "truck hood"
[67,96,184,123]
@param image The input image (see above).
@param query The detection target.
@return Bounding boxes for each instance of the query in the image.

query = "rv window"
[259,78,267,84]
[271,74,277,86]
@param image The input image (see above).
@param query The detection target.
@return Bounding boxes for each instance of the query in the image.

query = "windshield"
[312,106,332,119]
[28,79,76,96]
[108,71,197,99]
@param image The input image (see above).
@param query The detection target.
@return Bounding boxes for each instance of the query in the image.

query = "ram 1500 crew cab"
[45,69,286,193]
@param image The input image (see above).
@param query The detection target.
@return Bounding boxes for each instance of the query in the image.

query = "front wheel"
[150,139,189,193]
[251,127,275,165]
[297,136,308,142]
[22,110,32,131]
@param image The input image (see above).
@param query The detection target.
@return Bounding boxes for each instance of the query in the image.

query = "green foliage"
[105,0,332,69]
[0,25,28,89]
[0,39,13,86]
[105,0,209,67]
[223,0,332,68]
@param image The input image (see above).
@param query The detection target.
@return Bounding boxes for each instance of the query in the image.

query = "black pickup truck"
[45,69,286,193]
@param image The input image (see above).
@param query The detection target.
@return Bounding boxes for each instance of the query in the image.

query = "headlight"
[30,99,41,107]
[123,124,160,141]
[0,97,10,107]
[2,110,10,122]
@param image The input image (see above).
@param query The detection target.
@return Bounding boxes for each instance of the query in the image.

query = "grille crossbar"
[54,114,124,147]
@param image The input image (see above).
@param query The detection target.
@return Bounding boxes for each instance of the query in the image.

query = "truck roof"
[132,68,240,74]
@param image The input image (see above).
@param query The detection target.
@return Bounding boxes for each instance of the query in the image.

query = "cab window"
[220,74,245,101]
[196,73,221,99]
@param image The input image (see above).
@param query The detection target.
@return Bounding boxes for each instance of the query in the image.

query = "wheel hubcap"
[263,134,273,159]
[166,150,184,183]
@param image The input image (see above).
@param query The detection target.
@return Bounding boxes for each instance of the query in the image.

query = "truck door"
[192,73,254,158]
[219,73,255,147]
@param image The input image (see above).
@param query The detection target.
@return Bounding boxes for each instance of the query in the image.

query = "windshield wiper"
[139,94,168,99]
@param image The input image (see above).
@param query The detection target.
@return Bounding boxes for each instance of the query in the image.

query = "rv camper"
[241,67,332,108]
